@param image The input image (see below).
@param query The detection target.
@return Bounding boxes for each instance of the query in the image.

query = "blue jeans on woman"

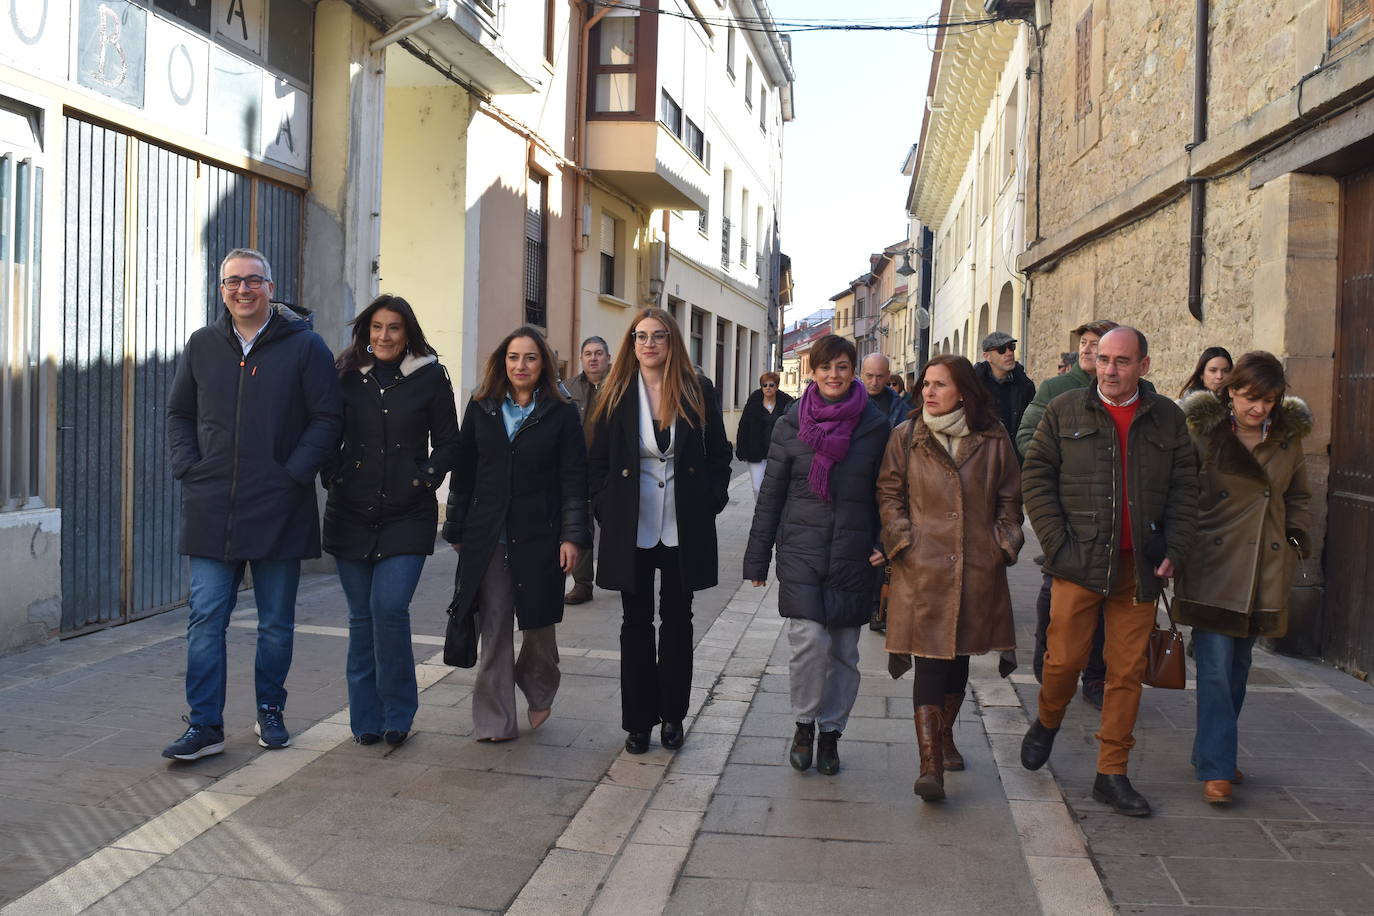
[1191,629,1256,781]
[336,554,426,737]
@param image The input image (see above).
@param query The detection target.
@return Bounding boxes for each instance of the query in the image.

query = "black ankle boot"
[1020,719,1060,771]
[1092,773,1151,816]
[625,731,650,754]
[816,730,841,776]
[789,722,815,771]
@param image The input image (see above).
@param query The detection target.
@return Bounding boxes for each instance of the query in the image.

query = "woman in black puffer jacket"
[743,335,889,777]
[323,295,460,747]
[735,371,795,496]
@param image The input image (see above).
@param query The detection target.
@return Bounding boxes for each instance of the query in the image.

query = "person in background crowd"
[1018,319,1120,710]
[736,371,795,496]
[878,355,1023,801]
[888,375,906,397]
[588,309,732,755]
[163,248,342,760]
[444,328,588,742]
[323,295,460,747]
[1178,346,1234,400]
[565,336,612,605]
[974,331,1036,449]
[861,353,910,428]
[903,371,918,407]
[1020,327,1199,818]
[1175,352,1310,805]
[744,335,888,777]
[1058,351,1079,376]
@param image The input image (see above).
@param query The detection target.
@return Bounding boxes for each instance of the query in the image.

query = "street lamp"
[893,245,933,330]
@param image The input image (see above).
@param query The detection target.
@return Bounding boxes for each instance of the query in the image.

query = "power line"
[589,2,1007,35]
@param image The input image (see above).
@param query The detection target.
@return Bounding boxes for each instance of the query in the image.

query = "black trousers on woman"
[620,543,694,732]
[912,655,971,708]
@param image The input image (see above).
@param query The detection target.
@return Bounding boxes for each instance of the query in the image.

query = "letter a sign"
[212,0,261,55]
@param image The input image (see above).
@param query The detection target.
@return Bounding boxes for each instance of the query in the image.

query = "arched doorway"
[976,303,989,350]
[996,282,1014,337]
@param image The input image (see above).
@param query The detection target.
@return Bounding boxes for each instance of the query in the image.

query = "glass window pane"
[595,73,636,113]
[599,17,636,66]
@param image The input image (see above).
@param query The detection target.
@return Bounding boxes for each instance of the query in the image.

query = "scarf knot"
[923,407,970,457]
[797,381,867,501]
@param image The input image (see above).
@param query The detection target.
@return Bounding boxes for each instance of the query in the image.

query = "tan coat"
[1174,393,1313,638]
[877,416,1024,659]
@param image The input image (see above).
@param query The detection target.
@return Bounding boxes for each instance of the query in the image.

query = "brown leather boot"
[913,706,945,801]
[941,693,965,771]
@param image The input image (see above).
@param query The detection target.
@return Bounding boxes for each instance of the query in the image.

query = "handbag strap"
[1157,591,1180,633]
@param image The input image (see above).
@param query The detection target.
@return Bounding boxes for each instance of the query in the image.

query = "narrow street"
[3,469,1372,914]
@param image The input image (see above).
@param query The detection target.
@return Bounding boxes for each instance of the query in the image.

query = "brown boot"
[913,706,945,801]
[941,693,965,771]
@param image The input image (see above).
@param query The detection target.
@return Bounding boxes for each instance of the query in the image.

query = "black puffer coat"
[442,390,588,631]
[588,374,733,594]
[322,355,461,560]
[975,360,1036,448]
[734,388,795,462]
[167,304,342,561]
[743,396,889,628]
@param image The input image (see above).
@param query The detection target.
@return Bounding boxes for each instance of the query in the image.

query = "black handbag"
[443,561,478,668]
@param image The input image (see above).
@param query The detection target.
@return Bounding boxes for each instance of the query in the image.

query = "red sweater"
[1101,398,1141,551]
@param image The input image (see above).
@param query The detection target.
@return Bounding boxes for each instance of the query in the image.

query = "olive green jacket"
[1173,393,1313,638]
[1021,384,1199,603]
[1015,365,1092,455]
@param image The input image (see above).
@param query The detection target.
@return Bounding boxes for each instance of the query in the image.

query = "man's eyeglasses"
[633,331,670,345]
[992,343,1016,355]
[221,275,269,291]
[761,382,777,388]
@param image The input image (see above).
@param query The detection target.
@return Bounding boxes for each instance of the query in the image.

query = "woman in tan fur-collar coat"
[1174,351,1312,807]
[877,355,1023,802]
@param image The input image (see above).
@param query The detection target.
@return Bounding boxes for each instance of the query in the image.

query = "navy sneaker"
[162,717,225,761]
[254,705,291,749]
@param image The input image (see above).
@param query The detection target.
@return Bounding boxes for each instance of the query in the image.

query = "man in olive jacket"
[1019,327,1198,818]
[564,336,611,604]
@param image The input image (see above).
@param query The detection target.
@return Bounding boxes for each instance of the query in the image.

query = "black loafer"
[384,730,408,747]
[355,733,381,746]
[1020,719,1060,771]
[660,721,684,750]
[1081,680,1105,710]
[1093,773,1151,816]
[625,731,651,754]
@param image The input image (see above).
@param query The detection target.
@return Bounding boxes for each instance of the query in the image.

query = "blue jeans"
[1192,629,1256,781]
[336,554,426,736]
[186,557,301,727]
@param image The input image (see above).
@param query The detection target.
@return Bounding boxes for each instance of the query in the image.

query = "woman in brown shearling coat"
[877,355,1024,802]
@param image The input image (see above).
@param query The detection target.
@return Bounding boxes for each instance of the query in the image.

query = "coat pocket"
[1066,510,1098,542]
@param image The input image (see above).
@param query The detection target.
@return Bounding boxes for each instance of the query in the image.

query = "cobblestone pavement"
[2,467,1372,914]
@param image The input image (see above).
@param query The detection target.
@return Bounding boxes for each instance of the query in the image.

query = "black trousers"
[1033,572,1106,684]
[620,544,694,732]
[912,655,971,708]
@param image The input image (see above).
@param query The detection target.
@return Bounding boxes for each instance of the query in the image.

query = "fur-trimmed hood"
[1182,390,1313,443]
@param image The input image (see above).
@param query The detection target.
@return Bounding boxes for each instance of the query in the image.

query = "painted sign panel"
[0,0,73,79]
[207,45,259,154]
[77,0,148,108]
[260,72,306,171]
[153,0,211,32]
[144,15,209,135]
[212,0,263,57]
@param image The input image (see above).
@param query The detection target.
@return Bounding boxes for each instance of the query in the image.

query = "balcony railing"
[721,217,732,270]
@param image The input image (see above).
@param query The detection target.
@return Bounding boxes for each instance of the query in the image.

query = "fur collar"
[359,352,437,378]
[1182,390,1313,442]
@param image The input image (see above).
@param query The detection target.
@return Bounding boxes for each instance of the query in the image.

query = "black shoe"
[789,722,815,771]
[1081,679,1105,710]
[162,717,225,761]
[1020,719,1060,771]
[1092,773,1151,816]
[355,733,382,746]
[816,730,841,776]
[868,609,886,633]
[660,721,684,750]
[625,731,651,754]
[254,704,291,749]
[384,730,409,747]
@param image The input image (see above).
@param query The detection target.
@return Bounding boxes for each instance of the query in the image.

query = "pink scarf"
[797,380,867,501]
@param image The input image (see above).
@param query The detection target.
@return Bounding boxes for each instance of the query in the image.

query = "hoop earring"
[366,344,374,354]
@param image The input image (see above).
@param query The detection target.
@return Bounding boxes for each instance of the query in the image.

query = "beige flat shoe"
[477,735,515,743]
[528,708,551,729]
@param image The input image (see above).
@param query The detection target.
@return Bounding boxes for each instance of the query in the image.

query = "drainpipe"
[573,0,623,364]
[370,0,453,52]
[1186,0,1208,321]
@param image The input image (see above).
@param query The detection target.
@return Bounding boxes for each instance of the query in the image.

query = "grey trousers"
[571,519,595,590]
[473,548,561,740]
[787,618,862,734]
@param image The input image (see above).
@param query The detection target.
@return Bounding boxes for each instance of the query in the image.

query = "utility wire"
[589,2,1007,34]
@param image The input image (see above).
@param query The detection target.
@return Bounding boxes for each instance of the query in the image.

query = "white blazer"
[636,373,678,548]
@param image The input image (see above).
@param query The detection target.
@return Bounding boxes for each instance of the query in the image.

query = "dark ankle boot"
[816,730,840,775]
[913,706,945,801]
[1020,719,1060,771]
[788,722,815,771]
[941,693,965,771]
[1092,773,1151,816]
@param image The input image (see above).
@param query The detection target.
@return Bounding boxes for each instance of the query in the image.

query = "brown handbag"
[1143,592,1186,689]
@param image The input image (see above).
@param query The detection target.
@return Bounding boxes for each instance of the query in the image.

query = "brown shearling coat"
[876,415,1024,659]
[1173,392,1313,638]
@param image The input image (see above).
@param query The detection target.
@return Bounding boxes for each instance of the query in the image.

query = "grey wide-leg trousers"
[473,548,560,740]
[787,618,862,734]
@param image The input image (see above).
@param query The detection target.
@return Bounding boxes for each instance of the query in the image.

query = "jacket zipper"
[224,351,250,560]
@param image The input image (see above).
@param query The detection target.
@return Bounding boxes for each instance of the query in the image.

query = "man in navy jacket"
[162,248,342,760]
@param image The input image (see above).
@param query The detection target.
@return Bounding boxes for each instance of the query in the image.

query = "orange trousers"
[1036,556,1156,775]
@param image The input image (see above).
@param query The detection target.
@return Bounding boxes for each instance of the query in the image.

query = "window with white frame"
[744,58,754,107]
[599,211,623,297]
[0,98,44,512]
[726,27,736,77]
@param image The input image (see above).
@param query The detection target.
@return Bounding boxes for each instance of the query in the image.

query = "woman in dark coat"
[743,335,888,776]
[323,294,460,746]
[1175,352,1311,805]
[443,327,588,742]
[736,371,794,496]
[587,308,732,755]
